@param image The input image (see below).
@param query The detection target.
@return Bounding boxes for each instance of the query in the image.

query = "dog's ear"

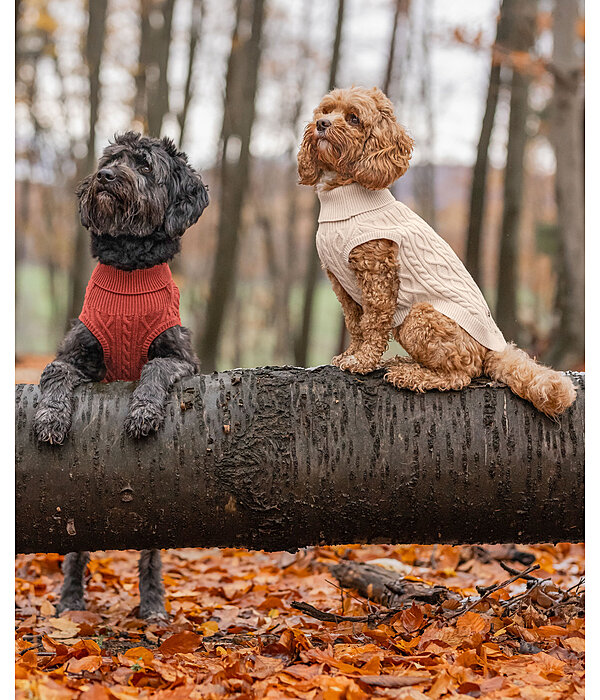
[353,91,413,190]
[76,175,93,229]
[164,156,209,238]
[298,123,321,186]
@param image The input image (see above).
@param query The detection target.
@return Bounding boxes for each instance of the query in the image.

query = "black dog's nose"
[316,118,331,132]
[97,168,116,183]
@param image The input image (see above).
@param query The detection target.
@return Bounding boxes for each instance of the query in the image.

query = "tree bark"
[547,0,584,369]
[465,0,510,286]
[199,0,266,372]
[67,0,109,325]
[178,0,204,149]
[495,0,537,343]
[16,368,583,554]
[295,0,346,367]
[135,0,176,138]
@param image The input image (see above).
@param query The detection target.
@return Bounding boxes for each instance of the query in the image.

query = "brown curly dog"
[298,86,576,418]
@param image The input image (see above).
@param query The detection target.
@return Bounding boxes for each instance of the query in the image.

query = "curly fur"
[34,132,208,621]
[298,86,413,190]
[300,88,576,418]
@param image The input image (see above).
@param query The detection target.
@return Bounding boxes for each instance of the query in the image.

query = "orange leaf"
[80,686,112,700]
[401,604,424,633]
[158,631,201,656]
[456,611,490,635]
[124,646,154,665]
[66,655,103,673]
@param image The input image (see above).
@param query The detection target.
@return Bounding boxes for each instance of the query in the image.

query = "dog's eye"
[347,113,360,126]
[140,163,152,174]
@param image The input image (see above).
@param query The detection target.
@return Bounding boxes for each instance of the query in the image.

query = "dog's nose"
[97,168,116,183]
[316,118,331,133]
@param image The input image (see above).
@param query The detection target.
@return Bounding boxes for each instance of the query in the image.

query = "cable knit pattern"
[316,183,506,352]
[79,263,181,381]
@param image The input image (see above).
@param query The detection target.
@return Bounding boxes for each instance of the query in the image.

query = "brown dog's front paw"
[336,353,379,374]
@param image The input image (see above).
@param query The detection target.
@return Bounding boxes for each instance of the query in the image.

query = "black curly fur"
[33,132,208,621]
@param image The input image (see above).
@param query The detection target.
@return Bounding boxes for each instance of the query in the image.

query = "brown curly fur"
[300,86,577,418]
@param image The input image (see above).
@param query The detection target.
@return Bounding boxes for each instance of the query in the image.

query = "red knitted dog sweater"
[79,263,181,382]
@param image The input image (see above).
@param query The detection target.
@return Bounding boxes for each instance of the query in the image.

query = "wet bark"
[16,368,583,554]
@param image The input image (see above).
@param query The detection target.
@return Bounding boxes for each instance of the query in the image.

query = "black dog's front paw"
[33,409,71,445]
[138,604,171,624]
[55,594,86,614]
[124,401,165,439]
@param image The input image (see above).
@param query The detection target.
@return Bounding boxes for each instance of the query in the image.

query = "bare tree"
[382,0,410,95]
[465,0,510,285]
[134,0,176,137]
[67,0,109,324]
[495,0,537,343]
[547,0,584,368]
[295,0,346,367]
[178,0,204,148]
[199,0,267,372]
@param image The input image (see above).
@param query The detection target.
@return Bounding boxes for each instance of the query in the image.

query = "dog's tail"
[484,343,576,418]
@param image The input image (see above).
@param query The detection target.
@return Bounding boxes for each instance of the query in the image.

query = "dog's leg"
[56,552,90,613]
[327,270,364,365]
[124,325,198,438]
[386,303,486,391]
[138,549,168,621]
[336,239,399,374]
[33,321,105,445]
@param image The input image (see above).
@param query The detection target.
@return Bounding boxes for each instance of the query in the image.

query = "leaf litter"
[15,543,584,698]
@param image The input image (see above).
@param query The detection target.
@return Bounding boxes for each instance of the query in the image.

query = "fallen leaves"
[15,543,584,698]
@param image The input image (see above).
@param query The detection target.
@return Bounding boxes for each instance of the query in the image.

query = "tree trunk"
[382,0,409,95]
[495,0,537,343]
[465,0,510,286]
[16,368,583,554]
[547,0,584,369]
[199,0,266,372]
[178,0,204,149]
[135,0,176,138]
[67,0,108,325]
[295,0,346,367]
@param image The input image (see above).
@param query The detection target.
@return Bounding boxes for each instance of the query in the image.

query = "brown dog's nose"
[316,118,331,133]
[97,168,116,183]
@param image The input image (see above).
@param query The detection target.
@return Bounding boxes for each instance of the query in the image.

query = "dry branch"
[15,366,584,554]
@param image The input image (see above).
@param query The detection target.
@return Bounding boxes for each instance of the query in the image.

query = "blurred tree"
[465,0,510,286]
[199,0,266,371]
[135,0,176,137]
[495,0,537,343]
[178,0,204,148]
[383,0,410,96]
[547,0,584,368]
[295,0,346,368]
[67,0,109,324]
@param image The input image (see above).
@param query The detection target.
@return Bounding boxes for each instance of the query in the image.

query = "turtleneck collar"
[316,182,396,222]
[90,262,173,294]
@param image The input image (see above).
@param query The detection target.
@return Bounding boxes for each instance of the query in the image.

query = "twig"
[324,578,379,615]
[291,601,400,624]
[565,577,585,596]
[447,564,540,619]
[499,561,539,581]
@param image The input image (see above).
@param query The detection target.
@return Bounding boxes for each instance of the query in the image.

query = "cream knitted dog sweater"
[316,182,507,352]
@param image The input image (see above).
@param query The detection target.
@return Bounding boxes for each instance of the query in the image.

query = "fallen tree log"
[15,367,584,554]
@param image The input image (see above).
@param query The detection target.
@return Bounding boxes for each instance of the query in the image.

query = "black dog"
[33,132,208,620]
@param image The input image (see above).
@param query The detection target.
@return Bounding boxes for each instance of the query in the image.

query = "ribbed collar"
[317,183,396,222]
[90,263,173,294]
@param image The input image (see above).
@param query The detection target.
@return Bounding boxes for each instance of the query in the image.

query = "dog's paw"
[124,402,165,439]
[138,605,171,624]
[55,595,86,614]
[337,354,378,374]
[32,410,70,445]
[331,352,348,367]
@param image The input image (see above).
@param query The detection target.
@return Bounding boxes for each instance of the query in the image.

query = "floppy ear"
[353,107,413,190]
[76,175,93,229]
[164,159,209,237]
[297,123,321,186]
